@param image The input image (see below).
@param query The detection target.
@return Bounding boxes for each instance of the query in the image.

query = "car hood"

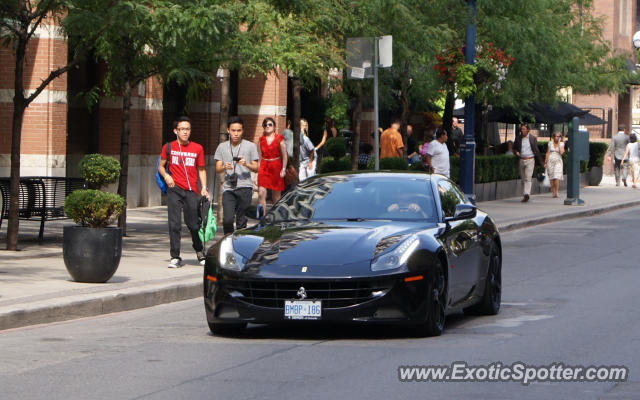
[232,220,437,266]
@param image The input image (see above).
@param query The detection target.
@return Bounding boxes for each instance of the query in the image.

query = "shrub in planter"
[319,157,352,174]
[79,153,121,189]
[366,157,409,170]
[450,156,460,183]
[408,162,427,172]
[324,137,347,160]
[64,190,125,228]
[379,157,408,170]
[63,155,124,283]
[588,142,608,169]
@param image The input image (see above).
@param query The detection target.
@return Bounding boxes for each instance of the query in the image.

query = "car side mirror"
[444,204,477,223]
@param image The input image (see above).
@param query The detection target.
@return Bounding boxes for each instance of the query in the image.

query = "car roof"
[313,170,437,181]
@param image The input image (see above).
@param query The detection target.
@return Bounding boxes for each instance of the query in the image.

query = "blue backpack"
[155,142,171,194]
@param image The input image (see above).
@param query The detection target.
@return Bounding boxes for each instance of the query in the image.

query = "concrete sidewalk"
[1,176,638,331]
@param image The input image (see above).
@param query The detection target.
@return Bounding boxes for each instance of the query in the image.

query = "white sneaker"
[196,251,206,266]
[168,258,183,268]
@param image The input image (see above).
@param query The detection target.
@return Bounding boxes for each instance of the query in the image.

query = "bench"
[0,176,86,241]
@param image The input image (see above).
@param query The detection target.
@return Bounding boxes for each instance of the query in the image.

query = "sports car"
[203,171,502,336]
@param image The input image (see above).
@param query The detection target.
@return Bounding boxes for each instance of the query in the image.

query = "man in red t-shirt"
[158,116,210,268]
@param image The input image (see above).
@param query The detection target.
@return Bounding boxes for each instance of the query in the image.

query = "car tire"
[464,244,501,316]
[415,260,446,337]
[209,322,247,336]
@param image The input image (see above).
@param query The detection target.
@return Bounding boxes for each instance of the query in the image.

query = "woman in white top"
[621,134,640,189]
[544,133,565,198]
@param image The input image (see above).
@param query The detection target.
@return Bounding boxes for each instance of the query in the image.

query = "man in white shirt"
[513,125,544,202]
[426,128,450,177]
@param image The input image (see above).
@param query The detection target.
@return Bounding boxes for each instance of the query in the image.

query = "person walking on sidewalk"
[158,116,210,268]
[514,125,543,202]
[298,121,316,181]
[425,127,450,177]
[544,132,565,198]
[214,116,259,234]
[257,117,287,217]
[608,125,630,187]
[620,134,639,189]
[380,119,404,159]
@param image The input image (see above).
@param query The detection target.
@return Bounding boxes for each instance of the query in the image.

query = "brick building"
[573,0,639,138]
[1,2,635,209]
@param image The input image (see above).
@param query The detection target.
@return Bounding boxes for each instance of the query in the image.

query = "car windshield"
[267,175,436,223]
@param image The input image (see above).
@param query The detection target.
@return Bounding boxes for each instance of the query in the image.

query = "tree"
[75,0,232,235]
[0,0,113,250]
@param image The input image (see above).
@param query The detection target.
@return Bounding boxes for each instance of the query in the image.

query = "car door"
[436,179,481,304]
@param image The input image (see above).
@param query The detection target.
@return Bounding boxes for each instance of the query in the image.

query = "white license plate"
[284,300,322,320]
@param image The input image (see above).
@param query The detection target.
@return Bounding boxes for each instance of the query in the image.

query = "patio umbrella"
[578,112,606,126]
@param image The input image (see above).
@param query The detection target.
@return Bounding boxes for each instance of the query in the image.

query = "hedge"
[323,141,604,183]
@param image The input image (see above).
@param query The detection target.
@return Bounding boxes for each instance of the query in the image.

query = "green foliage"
[455,64,477,100]
[589,142,608,168]
[79,154,121,189]
[64,190,125,228]
[366,157,409,171]
[325,137,347,160]
[319,157,351,174]
[449,156,460,183]
[325,91,350,131]
[408,162,427,172]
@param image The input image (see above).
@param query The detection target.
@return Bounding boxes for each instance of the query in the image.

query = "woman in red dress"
[257,117,288,215]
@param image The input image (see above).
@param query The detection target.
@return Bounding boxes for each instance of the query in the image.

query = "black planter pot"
[63,226,122,283]
[588,166,603,186]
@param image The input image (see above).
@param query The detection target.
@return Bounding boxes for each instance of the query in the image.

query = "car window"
[269,175,437,222]
[437,180,464,218]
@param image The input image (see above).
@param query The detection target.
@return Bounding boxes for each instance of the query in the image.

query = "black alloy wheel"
[416,260,446,337]
[465,243,501,315]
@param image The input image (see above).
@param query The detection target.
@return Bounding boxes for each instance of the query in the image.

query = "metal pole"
[460,0,476,198]
[374,36,380,171]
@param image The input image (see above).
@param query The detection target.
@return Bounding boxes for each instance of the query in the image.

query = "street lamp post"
[460,0,477,199]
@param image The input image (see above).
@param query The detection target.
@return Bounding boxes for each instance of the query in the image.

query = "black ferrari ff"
[204,172,502,337]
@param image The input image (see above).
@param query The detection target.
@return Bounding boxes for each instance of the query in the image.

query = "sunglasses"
[264,122,274,127]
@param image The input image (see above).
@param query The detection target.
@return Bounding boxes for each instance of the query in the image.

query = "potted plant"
[588,142,608,186]
[63,154,125,283]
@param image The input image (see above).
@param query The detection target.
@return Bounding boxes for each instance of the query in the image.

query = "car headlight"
[218,236,247,271]
[371,234,420,271]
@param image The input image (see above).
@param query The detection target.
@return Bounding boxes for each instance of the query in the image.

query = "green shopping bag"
[198,201,217,243]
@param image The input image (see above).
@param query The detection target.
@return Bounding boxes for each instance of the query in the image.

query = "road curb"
[497,200,640,232]
[0,279,202,331]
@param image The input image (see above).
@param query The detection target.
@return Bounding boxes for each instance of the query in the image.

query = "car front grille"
[222,279,395,309]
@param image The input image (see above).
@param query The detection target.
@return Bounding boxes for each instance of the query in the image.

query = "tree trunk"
[482,100,489,155]
[351,82,362,171]
[443,90,455,134]
[292,77,301,176]
[217,70,230,225]
[6,22,28,251]
[117,78,133,236]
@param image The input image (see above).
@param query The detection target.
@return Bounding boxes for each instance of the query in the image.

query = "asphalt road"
[1,207,640,400]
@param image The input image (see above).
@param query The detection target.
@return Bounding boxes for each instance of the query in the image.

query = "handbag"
[155,142,171,194]
[284,164,299,185]
[541,170,550,188]
[198,197,217,243]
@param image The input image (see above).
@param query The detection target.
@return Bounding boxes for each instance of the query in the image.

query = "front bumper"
[204,273,431,325]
